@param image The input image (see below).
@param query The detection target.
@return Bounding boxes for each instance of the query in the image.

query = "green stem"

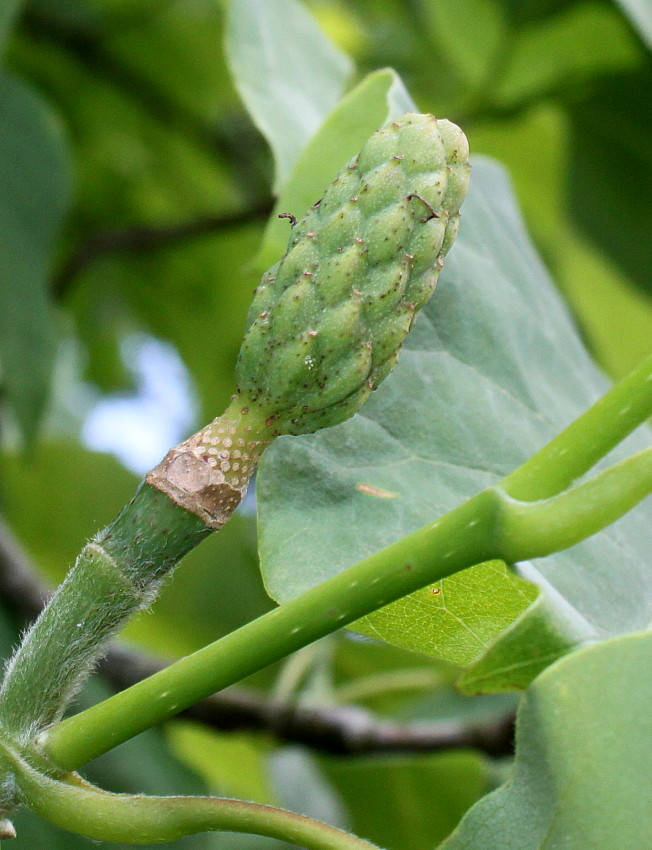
[0,483,208,742]
[0,740,379,849]
[499,447,652,561]
[501,352,652,500]
[0,401,270,740]
[41,491,499,770]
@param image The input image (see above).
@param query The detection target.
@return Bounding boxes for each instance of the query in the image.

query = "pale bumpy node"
[236,112,470,436]
[146,412,271,530]
[149,113,470,527]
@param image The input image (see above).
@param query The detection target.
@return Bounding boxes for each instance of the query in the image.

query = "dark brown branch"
[0,516,514,757]
[54,201,273,299]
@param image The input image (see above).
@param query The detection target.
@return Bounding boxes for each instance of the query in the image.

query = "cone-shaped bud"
[236,112,470,435]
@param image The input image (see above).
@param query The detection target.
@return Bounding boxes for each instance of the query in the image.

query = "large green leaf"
[225,0,353,191]
[440,631,652,849]
[257,155,652,684]
[0,71,70,438]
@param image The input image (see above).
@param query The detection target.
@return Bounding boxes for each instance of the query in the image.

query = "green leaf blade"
[440,631,652,848]
[225,0,353,191]
[0,72,70,439]
[0,0,21,54]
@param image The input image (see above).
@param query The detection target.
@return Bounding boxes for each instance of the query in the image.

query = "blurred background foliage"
[0,0,650,847]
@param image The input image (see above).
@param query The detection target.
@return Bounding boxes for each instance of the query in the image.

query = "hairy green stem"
[0,739,379,849]
[0,401,270,740]
[0,484,208,741]
[502,352,652,500]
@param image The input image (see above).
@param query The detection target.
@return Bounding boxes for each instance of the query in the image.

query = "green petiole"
[0,736,379,849]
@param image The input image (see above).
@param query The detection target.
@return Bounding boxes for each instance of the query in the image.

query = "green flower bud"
[236,112,470,436]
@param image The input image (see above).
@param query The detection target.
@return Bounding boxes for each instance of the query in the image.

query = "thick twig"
[0,516,514,757]
[54,202,273,299]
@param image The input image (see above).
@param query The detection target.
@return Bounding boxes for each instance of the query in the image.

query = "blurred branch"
[53,202,273,299]
[0,516,514,757]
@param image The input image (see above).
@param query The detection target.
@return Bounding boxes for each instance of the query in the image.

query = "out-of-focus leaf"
[569,66,652,298]
[0,0,22,52]
[11,23,239,227]
[270,748,348,836]
[169,722,274,805]
[11,7,268,413]
[257,157,652,686]
[321,750,489,850]
[0,71,70,439]
[494,2,641,108]
[470,102,652,379]
[225,0,353,191]
[422,0,507,92]
[613,0,652,47]
[0,443,273,658]
[256,67,413,270]
[170,733,348,850]
[103,0,232,123]
[440,632,652,849]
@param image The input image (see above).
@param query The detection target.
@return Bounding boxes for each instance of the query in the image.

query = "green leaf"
[355,561,537,668]
[255,67,414,271]
[0,0,21,54]
[494,2,641,109]
[612,0,652,47]
[440,631,652,849]
[457,565,598,694]
[320,750,489,850]
[422,0,507,92]
[225,0,353,191]
[0,71,70,439]
[257,156,652,683]
[568,66,652,298]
